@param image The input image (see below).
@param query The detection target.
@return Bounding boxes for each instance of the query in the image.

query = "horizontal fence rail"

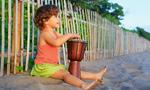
[0,0,150,76]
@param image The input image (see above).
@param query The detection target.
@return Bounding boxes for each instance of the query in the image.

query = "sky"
[109,0,150,32]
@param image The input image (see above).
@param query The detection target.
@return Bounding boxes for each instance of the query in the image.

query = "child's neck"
[43,25,55,32]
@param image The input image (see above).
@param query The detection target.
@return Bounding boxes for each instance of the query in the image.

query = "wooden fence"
[0,0,150,76]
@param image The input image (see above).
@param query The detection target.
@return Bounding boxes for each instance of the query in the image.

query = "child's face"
[46,15,60,29]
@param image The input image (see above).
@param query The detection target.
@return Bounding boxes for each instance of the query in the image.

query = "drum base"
[68,61,81,79]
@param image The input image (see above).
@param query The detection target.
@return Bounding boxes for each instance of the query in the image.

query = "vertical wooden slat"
[41,0,43,5]
[57,0,61,64]
[63,0,69,65]
[32,0,35,58]
[37,0,40,44]
[14,0,19,74]
[25,0,31,71]
[98,16,102,59]
[7,0,12,75]
[103,19,107,58]
[78,7,83,39]
[11,0,22,74]
[51,0,54,4]
[58,0,67,66]
[1,0,5,76]
[100,18,104,59]
[88,10,92,61]
[68,1,76,34]
[80,9,86,61]
[20,0,24,72]
[45,0,48,5]
[74,7,79,34]
[84,9,89,60]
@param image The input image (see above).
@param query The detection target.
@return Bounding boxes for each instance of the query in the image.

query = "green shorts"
[30,63,67,78]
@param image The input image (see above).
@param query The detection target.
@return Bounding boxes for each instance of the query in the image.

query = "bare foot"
[95,66,107,81]
[81,80,101,90]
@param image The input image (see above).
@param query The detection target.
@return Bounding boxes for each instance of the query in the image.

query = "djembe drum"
[67,39,87,79]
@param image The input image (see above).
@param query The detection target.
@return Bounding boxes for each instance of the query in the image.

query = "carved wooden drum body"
[67,39,87,78]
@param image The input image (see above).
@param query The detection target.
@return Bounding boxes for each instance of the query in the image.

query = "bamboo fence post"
[7,0,12,75]
[63,0,70,65]
[45,0,48,4]
[31,0,35,59]
[0,0,5,76]
[58,0,67,66]
[14,0,18,74]
[109,24,112,58]
[99,16,103,59]
[111,24,115,57]
[92,11,96,60]
[74,7,79,34]
[25,0,31,71]
[12,0,22,74]
[107,23,110,58]
[97,16,100,59]
[93,12,96,60]
[86,10,91,60]
[101,19,104,59]
[20,0,24,73]
[115,29,118,56]
[94,12,97,60]
[118,29,121,55]
[68,1,76,34]
[89,11,93,60]
[41,0,43,5]
[81,9,87,61]
[95,12,98,60]
[84,9,89,60]
[51,0,54,4]
[54,0,62,64]
[103,19,107,58]
[121,30,124,55]
[96,14,100,59]
[112,25,115,56]
[78,8,85,60]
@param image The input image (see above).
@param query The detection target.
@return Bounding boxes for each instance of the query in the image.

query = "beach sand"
[0,50,150,90]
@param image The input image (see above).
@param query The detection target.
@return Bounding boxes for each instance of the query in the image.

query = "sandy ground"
[0,50,150,90]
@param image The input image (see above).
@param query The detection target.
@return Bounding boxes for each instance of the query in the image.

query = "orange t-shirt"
[34,44,59,64]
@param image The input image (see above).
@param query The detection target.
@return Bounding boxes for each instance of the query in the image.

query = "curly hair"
[34,5,59,29]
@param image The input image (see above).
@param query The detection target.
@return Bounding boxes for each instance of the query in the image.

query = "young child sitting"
[31,5,107,90]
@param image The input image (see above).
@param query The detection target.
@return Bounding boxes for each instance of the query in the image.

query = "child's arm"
[55,31,63,37]
[42,32,80,47]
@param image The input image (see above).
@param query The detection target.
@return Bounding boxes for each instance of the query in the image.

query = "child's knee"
[62,70,70,77]
[57,69,69,77]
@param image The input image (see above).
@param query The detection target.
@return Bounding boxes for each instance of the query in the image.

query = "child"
[31,5,107,90]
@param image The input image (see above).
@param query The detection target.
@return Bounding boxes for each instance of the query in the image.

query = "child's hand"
[69,34,80,39]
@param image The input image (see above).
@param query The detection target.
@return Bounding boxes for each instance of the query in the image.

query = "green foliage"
[69,0,124,25]
[122,27,150,41]
[121,27,137,33]
[28,57,35,70]
[15,57,34,71]
[136,27,150,41]
[16,66,24,71]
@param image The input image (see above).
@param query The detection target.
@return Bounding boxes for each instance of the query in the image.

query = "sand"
[0,50,150,90]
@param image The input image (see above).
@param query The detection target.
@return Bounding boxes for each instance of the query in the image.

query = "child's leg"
[81,66,107,81]
[51,69,100,89]
[51,69,84,87]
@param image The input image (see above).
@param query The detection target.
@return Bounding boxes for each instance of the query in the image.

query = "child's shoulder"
[40,30,56,40]
[40,30,51,36]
